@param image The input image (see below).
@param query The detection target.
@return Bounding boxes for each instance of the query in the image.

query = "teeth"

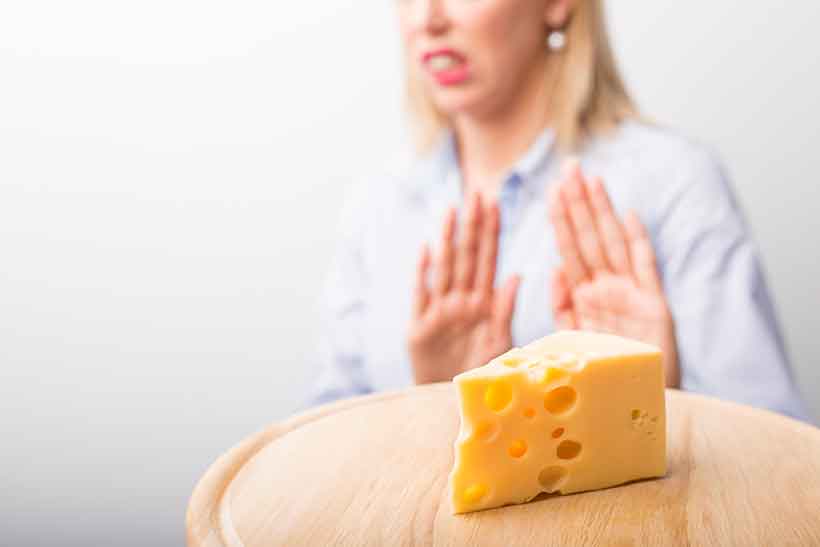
[428,55,459,71]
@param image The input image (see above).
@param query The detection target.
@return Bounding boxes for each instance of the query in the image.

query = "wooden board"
[187,384,820,546]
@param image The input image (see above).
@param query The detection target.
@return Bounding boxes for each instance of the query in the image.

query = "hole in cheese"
[484,381,513,412]
[631,409,641,420]
[501,356,524,367]
[508,440,528,458]
[523,407,535,419]
[540,366,568,384]
[472,421,499,442]
[463,483,488,504]
[551,427,565,439]
[544,386,577,415]
[557,440,582,460]
[538,465,568,493]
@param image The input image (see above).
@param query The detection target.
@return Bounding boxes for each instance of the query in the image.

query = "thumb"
[551,267,577,330]
[493,274,521,339]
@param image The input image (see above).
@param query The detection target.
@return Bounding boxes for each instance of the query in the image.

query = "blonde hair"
[406,0,638,153]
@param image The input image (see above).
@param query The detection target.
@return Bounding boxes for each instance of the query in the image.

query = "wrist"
[409,345,439,385]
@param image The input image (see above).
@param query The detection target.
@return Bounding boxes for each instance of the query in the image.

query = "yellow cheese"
[449,330,666,514]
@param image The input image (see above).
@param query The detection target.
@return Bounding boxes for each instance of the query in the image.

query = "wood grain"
[187,384,820,546]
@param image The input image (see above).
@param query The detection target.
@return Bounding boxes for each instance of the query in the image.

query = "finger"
[493,274,521,338]
[598,274,644,337]
[453,193,482,291]
[561,160,610,273]
[548,183,589,287]
[591,277,618,333]
[587,176,631,275]
[624,211,662,293]
[475,200,500,294]
[433,207,457,296]
[599,274,626,333]
[600,309,618,334]
[413,243,431,319]
[574,283,603,332]
[550,267,577,330]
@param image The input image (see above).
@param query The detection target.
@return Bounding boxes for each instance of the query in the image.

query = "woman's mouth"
[422,49,471,86]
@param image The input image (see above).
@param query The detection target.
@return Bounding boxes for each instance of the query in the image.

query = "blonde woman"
[312,0,808,420]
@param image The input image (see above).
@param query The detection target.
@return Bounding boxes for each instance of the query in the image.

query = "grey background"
[1,1,818,545]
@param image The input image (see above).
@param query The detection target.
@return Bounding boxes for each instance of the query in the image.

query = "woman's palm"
[548,161,679,385]
[554,270,671,351]
[410,286,516,378]
[408,195,520,384]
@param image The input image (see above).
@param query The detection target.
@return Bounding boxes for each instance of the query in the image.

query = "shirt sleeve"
[653,147,811,422]
[306,183,374,406]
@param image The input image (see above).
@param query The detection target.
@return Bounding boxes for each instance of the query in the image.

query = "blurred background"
[1,1,819,545]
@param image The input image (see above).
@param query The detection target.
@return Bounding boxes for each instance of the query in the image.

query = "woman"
[311,0,808,420]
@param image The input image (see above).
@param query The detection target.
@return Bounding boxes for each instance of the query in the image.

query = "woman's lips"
[422,49,471,86]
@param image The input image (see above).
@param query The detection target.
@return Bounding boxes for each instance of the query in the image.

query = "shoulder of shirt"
[591,120,725,175]
[583,120,746,239]
[587,120,734,202]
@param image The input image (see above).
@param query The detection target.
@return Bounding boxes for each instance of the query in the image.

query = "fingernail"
[562,156,581,176]
[551,182,567,206]
[589,177,603,191]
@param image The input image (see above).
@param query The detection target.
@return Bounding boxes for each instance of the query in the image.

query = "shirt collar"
[512,126,556,185]
[431,126,557,198]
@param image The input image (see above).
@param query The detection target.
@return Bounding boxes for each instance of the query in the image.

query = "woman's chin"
[427,81,507,122]
[429,92,487,120]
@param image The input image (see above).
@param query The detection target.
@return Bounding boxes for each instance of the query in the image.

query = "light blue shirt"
[310,122,810,422]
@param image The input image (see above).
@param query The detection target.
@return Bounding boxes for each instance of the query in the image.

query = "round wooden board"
[187,385,820,546]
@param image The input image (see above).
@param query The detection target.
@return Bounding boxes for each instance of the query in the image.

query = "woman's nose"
[408,0,450,36]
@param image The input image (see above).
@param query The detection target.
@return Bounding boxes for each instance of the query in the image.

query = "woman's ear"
[543,0,574,29]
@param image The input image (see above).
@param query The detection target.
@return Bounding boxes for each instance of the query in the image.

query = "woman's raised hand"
[408,194,521,384]
[548,161,680,387]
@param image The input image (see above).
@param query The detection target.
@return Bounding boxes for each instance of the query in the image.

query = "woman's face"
[398,0,566,118]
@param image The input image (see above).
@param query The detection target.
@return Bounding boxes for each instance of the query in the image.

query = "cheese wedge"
[449,330,666,514]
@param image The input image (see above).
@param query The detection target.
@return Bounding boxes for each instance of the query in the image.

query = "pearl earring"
[547,30,566,52]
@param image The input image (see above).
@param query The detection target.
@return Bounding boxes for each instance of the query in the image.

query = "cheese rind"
[449,330,666,514]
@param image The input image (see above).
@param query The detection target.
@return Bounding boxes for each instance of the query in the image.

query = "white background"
[1,2,818,545]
